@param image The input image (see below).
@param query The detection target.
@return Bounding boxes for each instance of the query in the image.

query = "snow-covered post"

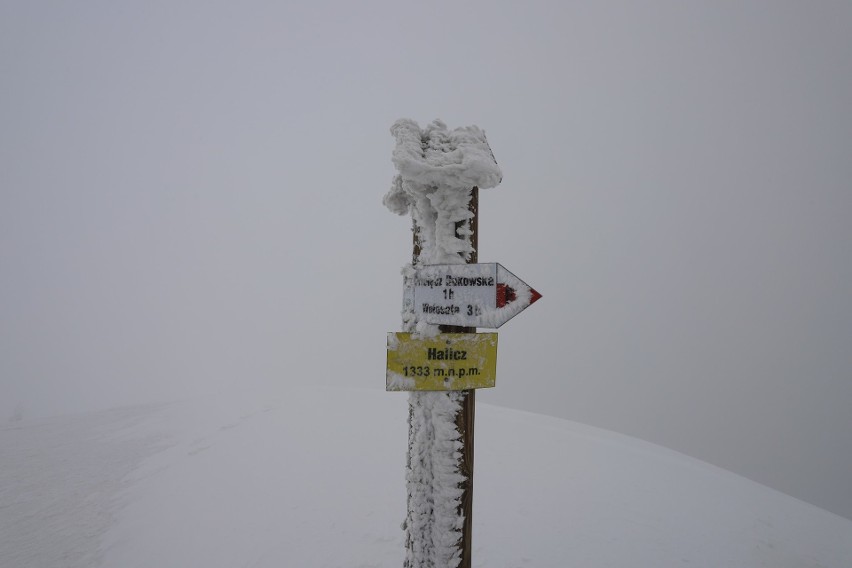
[384,119,501,568]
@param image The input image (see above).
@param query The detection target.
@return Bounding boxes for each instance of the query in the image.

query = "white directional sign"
[404,263,541,328]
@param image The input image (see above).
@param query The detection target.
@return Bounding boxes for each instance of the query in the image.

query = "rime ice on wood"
[384,119,501,268]
[385,119,501,568]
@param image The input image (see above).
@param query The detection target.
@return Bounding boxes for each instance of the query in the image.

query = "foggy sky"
[2,2,850,519]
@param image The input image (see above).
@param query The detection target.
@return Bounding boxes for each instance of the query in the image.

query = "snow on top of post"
[389,119,502,192]
[384,119,501,270]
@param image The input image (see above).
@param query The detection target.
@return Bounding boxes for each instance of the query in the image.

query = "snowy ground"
[2,386,850,568]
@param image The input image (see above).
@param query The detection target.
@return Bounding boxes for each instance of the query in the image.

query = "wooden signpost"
[385,120,541,568]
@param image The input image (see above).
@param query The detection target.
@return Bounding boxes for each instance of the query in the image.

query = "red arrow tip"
[497,283,541,308]
[529,288,542,305]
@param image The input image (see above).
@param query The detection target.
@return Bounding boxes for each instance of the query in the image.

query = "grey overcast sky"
[2,1,851,519]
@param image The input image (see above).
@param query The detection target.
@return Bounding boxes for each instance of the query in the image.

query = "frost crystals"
[386,119,501,568]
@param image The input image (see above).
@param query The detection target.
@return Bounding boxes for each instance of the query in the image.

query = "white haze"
[1,1,851,520]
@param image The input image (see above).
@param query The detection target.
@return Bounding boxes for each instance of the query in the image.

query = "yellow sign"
[386,333,498,391]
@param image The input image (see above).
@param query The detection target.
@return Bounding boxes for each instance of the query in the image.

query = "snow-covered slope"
[2,387,850,567]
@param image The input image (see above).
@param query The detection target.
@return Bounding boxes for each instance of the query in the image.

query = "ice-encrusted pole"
[384,119,501,568]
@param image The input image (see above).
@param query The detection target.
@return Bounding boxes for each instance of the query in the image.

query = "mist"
[2,2,850,519]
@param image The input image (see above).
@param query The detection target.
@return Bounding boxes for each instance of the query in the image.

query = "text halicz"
[428,347,467,360]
